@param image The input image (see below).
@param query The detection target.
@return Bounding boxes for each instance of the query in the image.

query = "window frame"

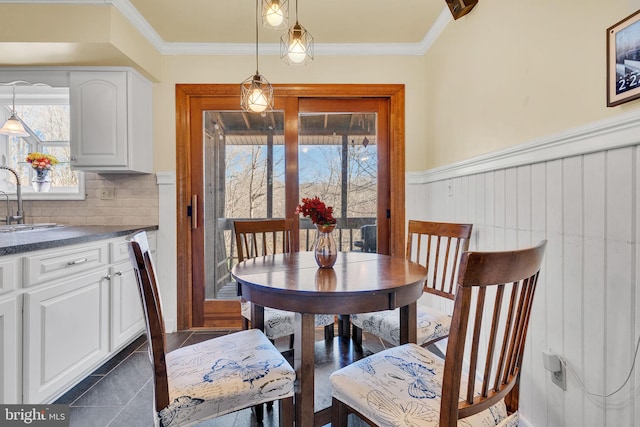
[0,85,85,201]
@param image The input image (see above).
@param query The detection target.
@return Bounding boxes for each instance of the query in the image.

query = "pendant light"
[0,85,29,137]
[241,0,274,113]
[262,0,288,30]
[280,0,313,65]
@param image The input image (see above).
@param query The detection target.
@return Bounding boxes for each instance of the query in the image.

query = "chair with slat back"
[128,230,295,427]
[330,240,547,427]
[351,220,473,348]
[234,219,335,347]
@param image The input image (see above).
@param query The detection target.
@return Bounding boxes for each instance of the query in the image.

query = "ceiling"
[127,0,449,47]
[205,110,378,146]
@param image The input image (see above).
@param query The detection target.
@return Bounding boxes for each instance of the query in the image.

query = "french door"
[176,84,406,329]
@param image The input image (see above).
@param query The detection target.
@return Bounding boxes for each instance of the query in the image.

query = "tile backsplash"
[23,173,159,226]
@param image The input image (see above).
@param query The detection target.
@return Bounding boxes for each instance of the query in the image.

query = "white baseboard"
[519,413,534,427]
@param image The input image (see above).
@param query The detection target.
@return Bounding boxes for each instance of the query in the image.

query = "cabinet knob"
[104,272,122,280]
[70,156,77,162]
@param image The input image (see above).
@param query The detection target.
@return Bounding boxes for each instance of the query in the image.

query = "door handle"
[191,194,198,229]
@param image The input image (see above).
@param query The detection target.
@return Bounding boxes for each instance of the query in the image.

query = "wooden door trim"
[175,83,405,330]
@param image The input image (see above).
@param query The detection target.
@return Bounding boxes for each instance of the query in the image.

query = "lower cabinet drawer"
[23,243,109,287]
[111,231,156,263]
[23,269,109,403]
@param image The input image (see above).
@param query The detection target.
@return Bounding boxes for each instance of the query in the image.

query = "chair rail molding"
[408,109,640,184]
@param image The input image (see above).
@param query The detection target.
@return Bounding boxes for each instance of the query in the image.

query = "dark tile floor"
[55,327,389,426]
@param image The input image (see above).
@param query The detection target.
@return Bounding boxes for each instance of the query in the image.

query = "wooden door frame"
[175,83,406,330]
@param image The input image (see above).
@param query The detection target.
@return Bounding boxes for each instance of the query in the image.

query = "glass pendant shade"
[0,85,29,137]
[0,114,28,137]
[281,23,314,65]
[262,0,288,30]
[241,74,273,113]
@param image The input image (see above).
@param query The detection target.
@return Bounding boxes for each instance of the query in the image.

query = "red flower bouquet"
[295,197,336,226]
[26,152,58,171]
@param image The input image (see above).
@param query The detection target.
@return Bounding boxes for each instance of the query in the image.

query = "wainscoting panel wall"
[406,111,640,427]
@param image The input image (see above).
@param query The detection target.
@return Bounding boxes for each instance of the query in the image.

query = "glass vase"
[32,169,52,193]
[314,224,338,268]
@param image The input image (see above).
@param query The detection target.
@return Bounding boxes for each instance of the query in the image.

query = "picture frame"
[607,9,640,107]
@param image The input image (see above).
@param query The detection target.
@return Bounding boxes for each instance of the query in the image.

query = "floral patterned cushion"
[350,300,451,346]
[330,343,519,427]
[157,329,295,427]
[241,300,335,340]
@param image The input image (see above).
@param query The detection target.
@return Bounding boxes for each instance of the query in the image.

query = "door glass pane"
[298,112,377,253]
[203,110,285,300]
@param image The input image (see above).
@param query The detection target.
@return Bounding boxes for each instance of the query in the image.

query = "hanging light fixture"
[0,85,28,137]
[280,0,313,65]
[241,0,274,113]
[262,0,288,30]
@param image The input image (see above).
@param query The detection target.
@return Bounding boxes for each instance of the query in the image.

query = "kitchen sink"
[0,223,62,233]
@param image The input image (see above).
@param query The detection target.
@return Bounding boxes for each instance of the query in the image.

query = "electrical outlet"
[542,350,566,390]
[552,365,567,390]
[101,187,115,200]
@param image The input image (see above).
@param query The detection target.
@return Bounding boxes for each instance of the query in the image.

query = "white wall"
[407,111,640,426]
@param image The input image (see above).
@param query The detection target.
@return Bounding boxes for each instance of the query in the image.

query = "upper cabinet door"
[70,70,153,173]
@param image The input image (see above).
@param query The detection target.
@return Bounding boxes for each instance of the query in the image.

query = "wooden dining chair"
[234,219,335,347]
[330,240,547,427]
[128,231,295,427]
[351,220,473,349]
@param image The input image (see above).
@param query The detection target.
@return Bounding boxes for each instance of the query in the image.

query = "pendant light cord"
[10,85,16,115]
[255,0,260,75]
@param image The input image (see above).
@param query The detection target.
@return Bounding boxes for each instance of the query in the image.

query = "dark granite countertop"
[0,224,159,256]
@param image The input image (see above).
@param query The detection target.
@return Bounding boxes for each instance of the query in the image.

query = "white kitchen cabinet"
[23,269,110,403]
[0,255,20,295]
[109,239,145,351]
[1,230,155,404]
[0,255,21,404]
[0,296,21,404]
[69,69,153,173]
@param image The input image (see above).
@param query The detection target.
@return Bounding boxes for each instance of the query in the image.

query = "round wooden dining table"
[231,251,427,427]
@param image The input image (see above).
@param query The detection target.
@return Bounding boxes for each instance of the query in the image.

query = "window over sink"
[0,85,85,200]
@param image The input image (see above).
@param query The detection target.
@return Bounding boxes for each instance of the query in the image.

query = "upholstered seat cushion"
[350,297,451,346]
[158,329,295,427]
[241,300,335,340]
[330,343,519,427]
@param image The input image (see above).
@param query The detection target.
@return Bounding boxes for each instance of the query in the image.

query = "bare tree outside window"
[4,103,80,195]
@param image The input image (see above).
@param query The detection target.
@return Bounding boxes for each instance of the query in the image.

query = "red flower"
[295,197,336,226]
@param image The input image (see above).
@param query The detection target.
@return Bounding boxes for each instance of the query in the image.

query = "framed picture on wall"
[607,9,640,106]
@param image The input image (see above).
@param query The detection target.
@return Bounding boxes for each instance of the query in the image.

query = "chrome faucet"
[0,190,10,224]
[0,166,24,224]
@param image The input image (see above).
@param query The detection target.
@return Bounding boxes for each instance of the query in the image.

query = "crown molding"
[0,0,450,57]
[110,0,165,52]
